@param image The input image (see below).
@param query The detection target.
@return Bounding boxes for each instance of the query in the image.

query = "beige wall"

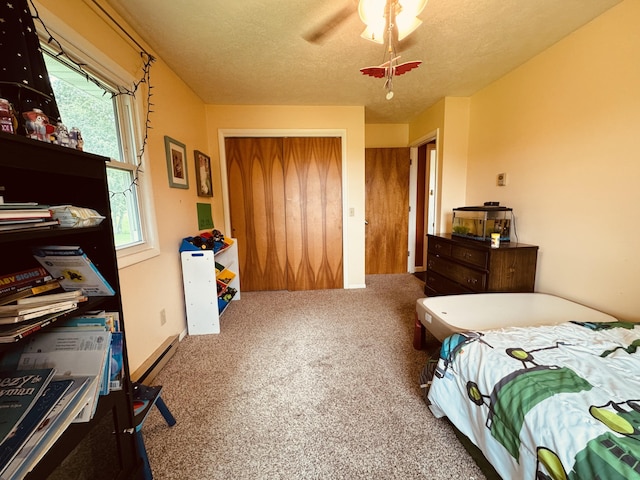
[36,0,211,370]
[205,105,367,289]
[410,0,639,320]
[466,0,639,320]
[364,124,409,147]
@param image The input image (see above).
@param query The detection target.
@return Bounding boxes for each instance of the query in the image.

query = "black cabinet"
[0,132,140,479]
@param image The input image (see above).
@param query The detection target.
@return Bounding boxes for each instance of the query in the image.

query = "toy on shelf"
[179,229,233,254]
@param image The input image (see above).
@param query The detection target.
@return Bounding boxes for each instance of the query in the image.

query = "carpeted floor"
[141,274,486,479]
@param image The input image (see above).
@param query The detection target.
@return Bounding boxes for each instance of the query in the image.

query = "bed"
[426,319,640,479]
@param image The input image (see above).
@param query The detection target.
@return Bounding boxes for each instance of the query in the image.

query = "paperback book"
[0,376,95,480]
[15,330,111,422]
[0,308,78,344]
[0,368,56,445]
[32,246,115,296]
[0,267,51,298]
[0,378,73,473]
[0,300,80,325]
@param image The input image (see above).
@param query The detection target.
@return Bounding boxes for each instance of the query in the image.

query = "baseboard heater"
[131,334,179,385]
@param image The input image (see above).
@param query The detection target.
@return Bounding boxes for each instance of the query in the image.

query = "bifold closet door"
[226,137,288,291]
[225,137,343,291]
[283,137,343,290]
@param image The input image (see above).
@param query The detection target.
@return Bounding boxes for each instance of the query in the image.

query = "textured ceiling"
[102,0,622,123]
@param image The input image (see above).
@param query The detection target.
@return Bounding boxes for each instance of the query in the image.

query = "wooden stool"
[133,382,176,480]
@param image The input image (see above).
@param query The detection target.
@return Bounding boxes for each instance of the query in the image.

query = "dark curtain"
[0,0,60,129]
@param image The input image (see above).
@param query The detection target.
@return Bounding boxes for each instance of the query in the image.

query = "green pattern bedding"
[427,321,640,479]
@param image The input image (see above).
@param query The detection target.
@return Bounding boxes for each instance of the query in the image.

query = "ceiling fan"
[304,1,425,99]
[303,0,427,46]
[358,0,423,99]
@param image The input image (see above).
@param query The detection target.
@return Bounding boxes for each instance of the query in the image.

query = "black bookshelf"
[0,132,141,479]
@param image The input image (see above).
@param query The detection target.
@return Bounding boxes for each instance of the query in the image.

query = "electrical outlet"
[160,308,167,326]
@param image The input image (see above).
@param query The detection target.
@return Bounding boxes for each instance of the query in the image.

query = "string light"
[28,0,155,200]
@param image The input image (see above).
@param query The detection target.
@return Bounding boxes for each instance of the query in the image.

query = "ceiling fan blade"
[303,5,356,44]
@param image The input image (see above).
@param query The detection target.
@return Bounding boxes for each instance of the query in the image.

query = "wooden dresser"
[425,233,538,296]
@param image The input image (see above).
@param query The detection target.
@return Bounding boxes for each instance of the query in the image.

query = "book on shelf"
[0,378,73,474]
[0,278,62,307]
[0,368,56,446]
[55,310,109,331]
[0,209,52,221]
[0,309,78,344]
[0,300,80,325]
[0,203,48,210]
[0,219,59,233]
[14,330,111,422]
[32,245,115,296]
[49,311,122,393]
[0,267,51,297]
[109,332,124,392]
[0,376,96,480]
[15,289,85,307]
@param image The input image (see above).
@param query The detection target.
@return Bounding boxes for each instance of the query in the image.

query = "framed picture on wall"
[165,136,189,189]
[194,150,213,197]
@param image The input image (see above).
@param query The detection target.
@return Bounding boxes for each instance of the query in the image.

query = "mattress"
[416,293,617,342]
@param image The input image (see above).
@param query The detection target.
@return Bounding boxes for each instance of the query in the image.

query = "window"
[42,49,158,267]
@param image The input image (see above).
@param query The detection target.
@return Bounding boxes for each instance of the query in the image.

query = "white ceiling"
[102,0,622,123]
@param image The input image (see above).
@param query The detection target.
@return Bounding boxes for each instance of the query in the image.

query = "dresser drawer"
[427,255,487,292]
[425,270,473,295]
[428,237,452,257]
[451,244,488,269]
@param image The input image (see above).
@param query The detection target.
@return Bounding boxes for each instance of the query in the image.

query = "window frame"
[35,16,159,268]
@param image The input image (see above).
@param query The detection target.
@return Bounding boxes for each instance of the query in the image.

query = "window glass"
[43,53,143,248]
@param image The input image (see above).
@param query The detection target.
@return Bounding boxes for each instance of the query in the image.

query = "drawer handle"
[466,278,478,285]
[463,252,472,259]
[435,244,442,250]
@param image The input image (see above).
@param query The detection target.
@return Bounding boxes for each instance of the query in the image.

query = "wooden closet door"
[283,137,343,290]
[365,147,410,274]
[225,137,288,291]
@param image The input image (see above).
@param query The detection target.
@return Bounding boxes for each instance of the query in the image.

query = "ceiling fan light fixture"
[360,25,385,44]
[358,0,428,43]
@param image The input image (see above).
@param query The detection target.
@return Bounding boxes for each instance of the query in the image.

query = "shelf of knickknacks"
[0,99,83,150]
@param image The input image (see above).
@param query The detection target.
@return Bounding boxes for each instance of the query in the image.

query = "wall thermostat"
[497,173,507,186]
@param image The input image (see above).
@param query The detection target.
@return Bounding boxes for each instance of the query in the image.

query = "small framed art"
[165,136,189,189]
[194,150,213,197]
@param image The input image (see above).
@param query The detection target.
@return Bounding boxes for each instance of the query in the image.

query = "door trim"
[218,129,349,288]
[408,128,440,273]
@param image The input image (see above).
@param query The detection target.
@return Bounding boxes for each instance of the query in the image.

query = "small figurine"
[22,108,53,142]
[69,127,83,150]
[0,98,15,134]
[52,122,70,147]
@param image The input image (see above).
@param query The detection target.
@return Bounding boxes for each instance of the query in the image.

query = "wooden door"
[365,147,411,274]
[225,137,343,291]
[284,137,343,290]
[226,137,288,291]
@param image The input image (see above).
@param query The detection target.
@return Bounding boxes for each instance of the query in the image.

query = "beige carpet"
[141,274,486,479]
